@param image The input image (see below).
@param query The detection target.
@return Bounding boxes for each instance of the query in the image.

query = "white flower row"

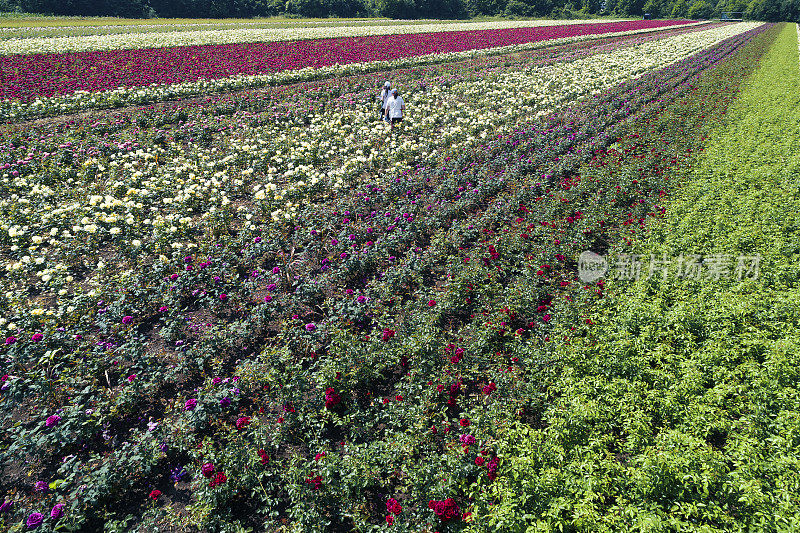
[0,18,488,40]
[0,18,390,38]
[0,18,630,55]
[0,21,711,122]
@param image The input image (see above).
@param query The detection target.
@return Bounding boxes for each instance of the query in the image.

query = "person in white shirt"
[377,81,391,122]
[386,88,404,130]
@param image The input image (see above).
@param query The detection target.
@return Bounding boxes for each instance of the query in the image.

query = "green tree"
[416,0,467,18]
[670,0,687,17]
[0,0,21,11]
[613,0,646,16]
[374,0,415,16]
[578,0,602,13]
[503,0,552,15]
[780,0,800,21]
[687,0,713,17]
[714,0,748,14]
[744,0,780,20]
[463,0,505,15]
[642,0,663,16]
[505,0,534,15]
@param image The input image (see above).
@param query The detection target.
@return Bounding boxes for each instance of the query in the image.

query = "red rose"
[325,387,342,409]
[258,449,269,465]
[235,416,250,430]
[386,498,402,515]
[209,471,227,488]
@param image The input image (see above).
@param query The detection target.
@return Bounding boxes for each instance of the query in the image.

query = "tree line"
[1,0,797,23]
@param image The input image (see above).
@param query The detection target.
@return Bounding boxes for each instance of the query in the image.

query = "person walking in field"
[377,81,391,122]
[386,88,404,130]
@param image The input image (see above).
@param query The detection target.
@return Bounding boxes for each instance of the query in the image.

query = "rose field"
[0,19,707,121]
[1,16,800,533]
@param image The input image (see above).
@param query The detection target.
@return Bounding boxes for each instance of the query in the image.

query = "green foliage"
[504,0,536,16]
[8,0,800,21]
[2,0,799,22]
[669,0,687,17]
[483,23,800,531]
[642,0,664,16]
[687,0,712,18]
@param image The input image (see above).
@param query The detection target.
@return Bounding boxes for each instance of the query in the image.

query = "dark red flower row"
[0,20,694,102]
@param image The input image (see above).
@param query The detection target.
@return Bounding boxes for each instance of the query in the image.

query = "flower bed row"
[0,18,640,56]
[0,18,441,41]
[0,23,773,531]
[0,19,701,106]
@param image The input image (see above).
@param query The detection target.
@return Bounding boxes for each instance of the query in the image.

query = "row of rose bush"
[0,20,703,107]
[0,24,773,531]
[0,18,640,56]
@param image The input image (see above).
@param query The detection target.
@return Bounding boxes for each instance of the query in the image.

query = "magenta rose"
[50,503,65,520]
[26,512,44,529]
